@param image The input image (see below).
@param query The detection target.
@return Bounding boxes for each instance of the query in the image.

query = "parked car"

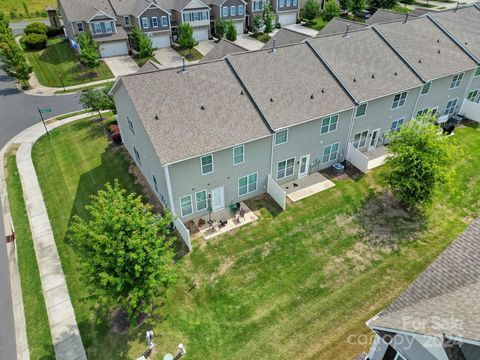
[356,9,372,19]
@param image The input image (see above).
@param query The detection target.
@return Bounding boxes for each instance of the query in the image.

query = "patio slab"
[281,172,335,202]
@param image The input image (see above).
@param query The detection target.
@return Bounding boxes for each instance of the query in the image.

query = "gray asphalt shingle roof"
[60,0,116,21]
[369,217,480,342]
[430,5,480,62]
[366,9,413,25]
[201,38,247,62]
[317,17,367,36]
[262,28,309,49]
[229,42,355,130]
[120,60,271,165]
[309,28,423,103]
[376,17,478,80]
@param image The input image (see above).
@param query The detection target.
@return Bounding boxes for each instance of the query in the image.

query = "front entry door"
[211,187,224,211]
[298,154,310,178]
[369,128,380,150]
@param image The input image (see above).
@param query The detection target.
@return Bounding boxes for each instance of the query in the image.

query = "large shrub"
[24,22,48,35]
[46,26,64,38]
[22,33,48,50]
[225,19,237,41]
[303,0,321,21]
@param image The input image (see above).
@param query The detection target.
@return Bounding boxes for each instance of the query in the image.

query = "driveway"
[284,23,319,37]
[195,40,216,56]
[234,34,265,51]
[154,47,184,68]
[103,56,140,78]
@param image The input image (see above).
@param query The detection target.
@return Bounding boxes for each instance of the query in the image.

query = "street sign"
[39,108,52,114]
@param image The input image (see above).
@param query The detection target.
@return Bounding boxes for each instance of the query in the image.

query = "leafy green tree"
[77,32,100,69]
[322,0,340,21]
[252,14,264,33]
[79,86,114,118]
[263,2,275,35]
[382,114,458,210]
[369,0,398,8]
[177,22,197,56]
[225,19,237,41]
[24,21,48,35]
[338,0,352,10]
[350,0,366,13]
[22,1,30,16]
[0,36,32,86]
[0,12,10,34]
[138,33,153,58]
[214,18,225,38]
[69,180,176,325]
[303,0,321,21]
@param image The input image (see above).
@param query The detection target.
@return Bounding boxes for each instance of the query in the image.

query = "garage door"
[99,41,128,58]
[234,20,244,35]
[278,12,297,26]
[150,33,171,49]
[192,28,209,42]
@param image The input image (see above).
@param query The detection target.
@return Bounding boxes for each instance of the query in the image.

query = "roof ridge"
[330,16,368,25]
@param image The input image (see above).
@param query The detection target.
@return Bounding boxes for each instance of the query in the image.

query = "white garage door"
[192,28,209,42]
[278,12,297,26]
[99,41,128,58]
[150,34,171,49]
[234,20,244,35]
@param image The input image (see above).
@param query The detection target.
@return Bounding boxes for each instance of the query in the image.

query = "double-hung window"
[76,22,84,32]
[238,173,257,196]
[222,6,229,17]
[141,17,149,28]
[390,118,404,132]
[233,145,244,165]
[277,158,295,179]
[94,22,102,34]
[353,130,368,149]
[201,154,213,175]
[392,91,407,109]
[275,129,288,145]
[238,5,244,15]
[105,21,113,33]
[195,190,207,211]
[421,82,431,95]
[467,89,478,102]
[416,108,429,118]
[180,195,193,217]
[322,142,339,164]
[286,0,292,6]
[133,146,141,166]
[280,0,285,7]
[320,114,338,134]
[151,17,158,27]
[449,73,464,89]
[124,16,130,26]
[161,16,168,26]
[356,103,367,117]
[444,98,458,115]
[230,6,236,16]
[127,116,134,135]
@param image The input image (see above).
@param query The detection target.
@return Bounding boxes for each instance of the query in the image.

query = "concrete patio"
[281,172,335,202]
[193,202,257,240]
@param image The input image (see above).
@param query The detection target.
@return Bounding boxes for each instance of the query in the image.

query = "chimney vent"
[344,24,349,37]
[272,38,276,52]
[321,88,325,93]
[394,72,398,76]
[201,105,205,110]
[353,77,356,82]
[270,97,274,102]
[310,94,314,99]
[371,73,375,79]
[155,114,159,120]
[404,13,409,23]
[182,57,186,72]
[240,90,244,95]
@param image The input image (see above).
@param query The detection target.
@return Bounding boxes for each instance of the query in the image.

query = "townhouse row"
[110,5,480,231]
[58,0,299,57]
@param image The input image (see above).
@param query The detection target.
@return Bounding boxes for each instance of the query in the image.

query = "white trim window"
[124,16,130,26]
[449,73,464,89]
[222,6,229,17]
[105,21,113,33]
[416,108,429,118]
[390,118,404,133]
[444,98,458,115]
[195,190,207,211]
[320,114,338,134]
[233,145,244,165]
[420,82,431,95]
[151,17,159,27]
[293,0,298,5]
[180,195,193,217]
[161,16,168,26]
[76,22,84,32]
[253,1,264,10]
[275,129,288,145]
[230,6,236,16]
[321,142,339,164]
[141,17,149,28]
[127,116,134,135]
[355,103,367,117]
[238,5,244,15]
[392,91,407,109]
[277,158,295,179]
[238,173,258,196]
[152,175,158,192]
[475,67,480,77]
[353,130,368,149]
[286,0,292,6]
[93,22,102,34]
[133,146,141,166]
[467,89,478,102]
[200,154,214,175]
[280,0,285,7]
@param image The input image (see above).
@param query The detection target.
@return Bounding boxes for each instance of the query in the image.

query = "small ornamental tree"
[21,33,48,50]
[252,14,264,33]
[130,26,153,58]
[24,21,48,35]
[77,32,100,69]
[225,19,237,41]
[214,18,225,38]
[263,2,275,35]
[0,12,10,34]
[369,0,397,8]
[0,36,32,86]
[322,0,340,21]
[350,0,366,13]
[69,180,176,325]
[303,0,321,21]
[79,86,115,119]
[177,22,197,56]
[382,114,458,210]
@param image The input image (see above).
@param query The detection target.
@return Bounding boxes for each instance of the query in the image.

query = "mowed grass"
[5,153,54,360]
[25,37,113,87]
[32,120,480,359]
[0,0,53,17]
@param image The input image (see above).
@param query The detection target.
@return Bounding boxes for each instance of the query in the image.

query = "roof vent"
[344,24,350,37]
[270,97,274,102]
[321,88,325,93]
[394,72,398,76]
[310,94,314,99]
[404,13,409,23]
[155,114,159,120]
[437,38,440,43]
[465,41,468,45]
[272,38,276,52]
[371,73,375,79]
[182,57,186,72]
[438,49,441,54]
[418,58,422,63]
[353,77,357,82]
[201,105,205,110]
[240,90,244,95]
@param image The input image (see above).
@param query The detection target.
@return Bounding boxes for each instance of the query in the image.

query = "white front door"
[298,154,310,178]
[368,128,380,150]
[211,187,224,211]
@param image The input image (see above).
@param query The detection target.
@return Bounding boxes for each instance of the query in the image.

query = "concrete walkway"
[11,113,96,360]
[24,74,115,96]
[284,23,319,37]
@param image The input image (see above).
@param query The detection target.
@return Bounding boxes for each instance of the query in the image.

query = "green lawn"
[5,153,54,360]
[303,17,327,31]
[24,37,113,88]
[133,55,160,67]
[54,81,115,94]
[172,45,204,61]
[0,0,52,19]
[31,120,480,359]
[250,33,271,43]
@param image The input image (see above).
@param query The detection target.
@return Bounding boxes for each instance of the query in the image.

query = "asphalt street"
[9,19,50,36]
[0,70,81,359]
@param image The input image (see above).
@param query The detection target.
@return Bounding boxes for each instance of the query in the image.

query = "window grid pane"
[196,191,207,211]
[180,196,192,216]
[275,129,288,145]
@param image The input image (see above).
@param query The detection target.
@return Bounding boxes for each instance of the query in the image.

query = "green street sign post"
[38,108,51,135]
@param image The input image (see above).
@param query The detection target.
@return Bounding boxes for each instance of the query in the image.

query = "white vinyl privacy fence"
[174,217,191,251]
[267,175,286,210]
[459,99,480,123]
[346,143,369,173]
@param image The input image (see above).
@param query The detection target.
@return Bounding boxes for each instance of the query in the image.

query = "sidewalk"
[23,73,115,96]
[1,112,99,360]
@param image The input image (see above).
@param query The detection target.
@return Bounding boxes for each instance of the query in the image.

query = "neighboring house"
[245,0,266,29]
[209,0,247,35]
[200,38,247,61]
[366,9,414,25]
[110,5,480,245]
[271,0,299,25]
[317,17,367,36]
[164,0,212,42]
[365,217,480,360]
[262,27,309,49]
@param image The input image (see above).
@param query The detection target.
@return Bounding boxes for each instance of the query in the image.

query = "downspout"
[344,107,357,161]
[164,165,176,214]
[409,86,423,121]
[269,134,275,177]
